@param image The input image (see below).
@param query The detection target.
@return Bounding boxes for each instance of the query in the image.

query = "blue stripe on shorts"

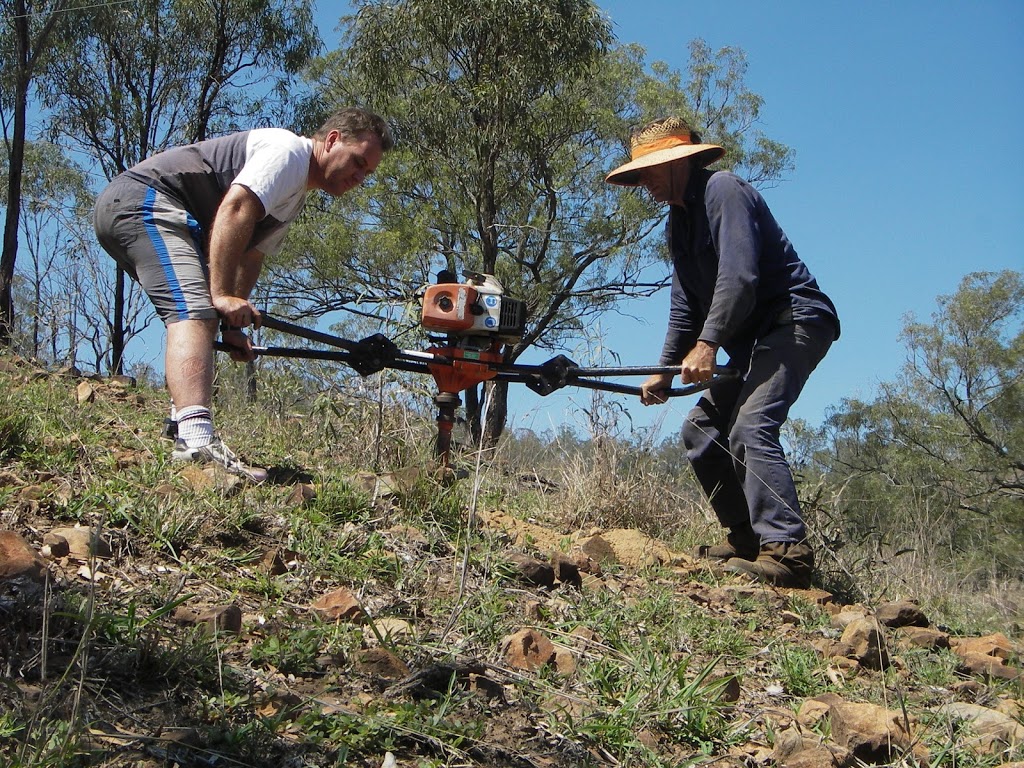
[142,187,188,321]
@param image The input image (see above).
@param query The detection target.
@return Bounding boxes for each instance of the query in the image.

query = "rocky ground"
[0,358,1022,767]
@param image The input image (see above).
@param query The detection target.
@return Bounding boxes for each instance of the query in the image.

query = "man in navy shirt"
[606,116,840,588]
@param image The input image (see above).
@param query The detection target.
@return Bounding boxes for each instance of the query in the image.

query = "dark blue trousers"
[681,321,835,544]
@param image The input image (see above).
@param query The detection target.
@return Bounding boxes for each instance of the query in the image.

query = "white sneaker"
[171,436,268,483]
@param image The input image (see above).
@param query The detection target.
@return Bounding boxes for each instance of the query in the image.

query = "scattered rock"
[311,587,366,622]
[44,526,112,560]
[501,628,556,672]
[356,648,410,681]
[952,633,1017,662]
[875,600,929,628]
[713,675,742,704]
[366,617,414,643]
[897,626,950,651]
[287,483,317,506]
[837,617,890,670]
[0,531,46,581]
[550,551,582,588]
[826,698,921,764]
[957,652,1021,682]
[260,548,302,576]
[197,604,243,635]
[503,552,555,588]
[178,465,243,494]
[937,702,1024,753]
[552,647,577,676]
[76,381,95,404]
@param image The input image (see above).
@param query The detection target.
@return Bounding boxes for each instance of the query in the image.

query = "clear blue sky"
[320,2,1024,438]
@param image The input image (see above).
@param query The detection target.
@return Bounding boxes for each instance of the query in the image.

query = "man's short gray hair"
[315,107,395,151]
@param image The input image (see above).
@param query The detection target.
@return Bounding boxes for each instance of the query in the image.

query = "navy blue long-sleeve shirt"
[659,169,840,366]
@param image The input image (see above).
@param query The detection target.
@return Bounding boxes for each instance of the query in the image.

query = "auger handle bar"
[215,312,740,398]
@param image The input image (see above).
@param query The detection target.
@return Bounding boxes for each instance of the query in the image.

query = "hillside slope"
[0,358,1021,768]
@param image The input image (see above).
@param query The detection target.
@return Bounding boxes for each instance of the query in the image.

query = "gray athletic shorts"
[93,176,218,325]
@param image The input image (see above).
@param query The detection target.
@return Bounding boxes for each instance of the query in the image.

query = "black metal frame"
[218,313,738,399]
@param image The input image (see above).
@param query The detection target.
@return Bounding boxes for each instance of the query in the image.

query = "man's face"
[637,158,690,205]
[319,131,384,196]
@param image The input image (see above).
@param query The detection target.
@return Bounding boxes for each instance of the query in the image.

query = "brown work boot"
[725,541,814,589]
[694,524,760,561]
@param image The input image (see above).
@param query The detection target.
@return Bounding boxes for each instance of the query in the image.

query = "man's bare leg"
[163,318,267,482]
[164,318,217,410]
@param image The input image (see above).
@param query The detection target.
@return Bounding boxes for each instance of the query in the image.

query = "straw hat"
[605,117,725,186]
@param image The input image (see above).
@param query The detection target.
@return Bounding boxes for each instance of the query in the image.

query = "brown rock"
[579,534,617,565]
[551,551,582,588]
[875,600,929,628]
[0,531,46,581]
[952,633,1017,662]
[838,617,890,670]
[501,628,556,671]
[171,606,200,625]
[898,626,950,651]
[260,548,289,576]
[468,672,504,701]
[797,698,834,728]
[366,618,414,643]
[76,381,95,404]
[552,647,576,676]
[311,587,366,622]
[831,608,869,629]
[355,648,409,680]
[287,483,317,506]
[799,588,834,606]
[197,604,242,634]
[44,527,112,559]
[958,652,1021,682]
[772,725,805,762]
[569,549,602,576]
[504,552,555,588]
[829,700,918,764]
[713,675,742,704]
[570,625,601,650]
[783,745,853,767]
[938,702,1024,752]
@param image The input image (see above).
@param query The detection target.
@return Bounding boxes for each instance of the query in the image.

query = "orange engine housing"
[421,283,480,333]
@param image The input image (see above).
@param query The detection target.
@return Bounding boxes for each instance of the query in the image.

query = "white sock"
[176,406,214,448]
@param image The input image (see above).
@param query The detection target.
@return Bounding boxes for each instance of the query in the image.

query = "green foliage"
[251,628,323,675]
[809,270,1024,597]
[771,645,826,698]
[0,393,32,461]
[43,0,322,175]
[278,1,794,445]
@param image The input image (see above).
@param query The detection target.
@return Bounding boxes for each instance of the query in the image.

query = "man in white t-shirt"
[94,107,394,481]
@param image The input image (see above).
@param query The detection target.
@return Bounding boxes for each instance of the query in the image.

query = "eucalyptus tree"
[0,141,93,361]
[0,0,76,346]
[279,0,792,445]
[41,0,321,373]
[819,270,1023,576]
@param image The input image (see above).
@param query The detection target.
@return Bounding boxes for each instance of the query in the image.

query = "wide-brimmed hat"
[605,117,725,186]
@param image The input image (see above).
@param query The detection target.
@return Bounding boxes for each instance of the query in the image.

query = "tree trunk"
[482,379,508,448]
[111,266,126,374]
[465,379,509,451]
[0,6,30,347]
